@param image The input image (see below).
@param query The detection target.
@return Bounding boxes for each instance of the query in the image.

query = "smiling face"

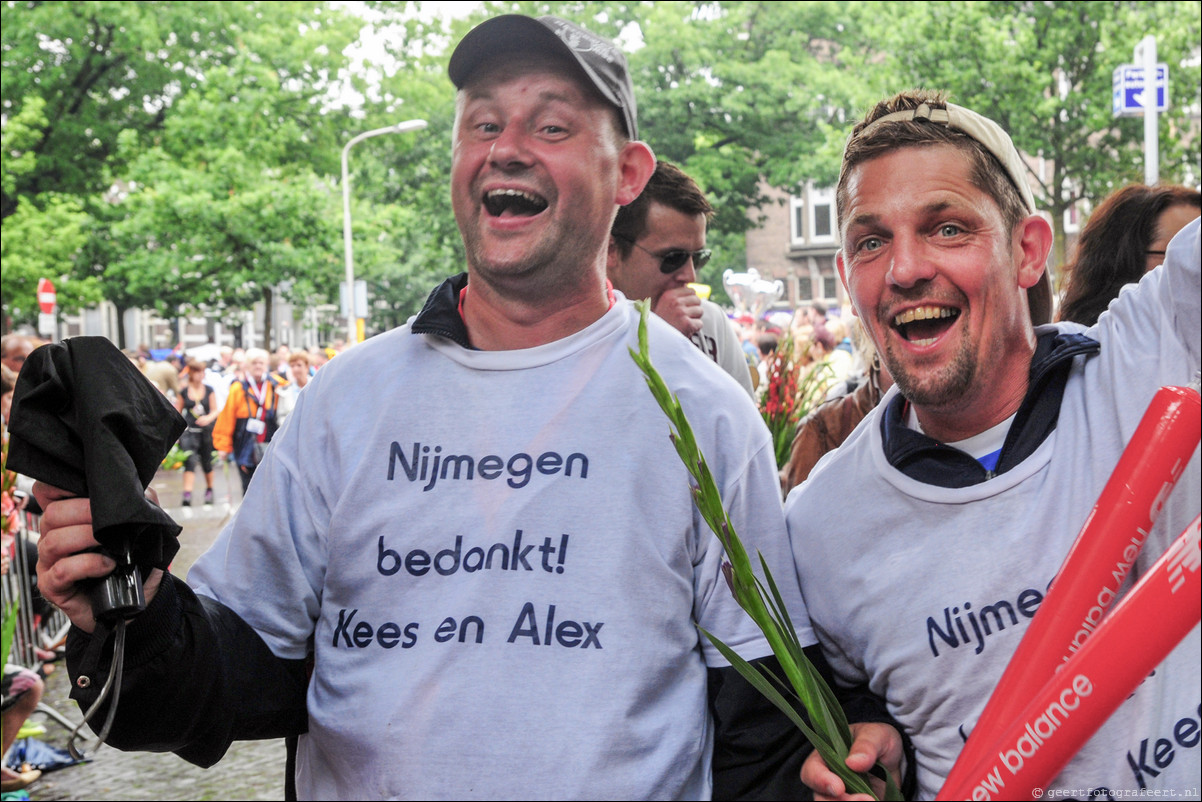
[607,201,708,305]
[451,53,637,303]
[837,144,1051,438]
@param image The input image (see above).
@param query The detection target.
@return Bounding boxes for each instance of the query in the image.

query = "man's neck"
[911,367,1031,443]
[461,271,611,351]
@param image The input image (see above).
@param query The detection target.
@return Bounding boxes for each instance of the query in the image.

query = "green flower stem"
[630,301,900,801]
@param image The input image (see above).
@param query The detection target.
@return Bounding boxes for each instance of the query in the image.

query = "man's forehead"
[646,200,708,232]
[460,51,595,97]
[841,145,1000,230]
[849,141,972,178]
[844,145,976,202]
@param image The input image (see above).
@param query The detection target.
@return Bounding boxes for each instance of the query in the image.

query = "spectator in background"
[807,301,827,328]
[212,347,282,495]
[826,316,855,359]
[1,364,16,425]
[1058,183,1200,325]
[608,160,757,398]
[0,638,45,793]
[2,365,46,793]
[140,353,181,404]
[755,330,778,392]
[227,348,247,378]
[271,346,292,384]
[277,351,312,425]
[808,323,852,387]
[310,347,333,370]
[287,351,312,387]
[1,335,35,375]
[781,325,893,495]
[175,359,220,507]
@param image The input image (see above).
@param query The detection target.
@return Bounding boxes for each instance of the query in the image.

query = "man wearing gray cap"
[792,90,1200,799]
[33,14,844,799]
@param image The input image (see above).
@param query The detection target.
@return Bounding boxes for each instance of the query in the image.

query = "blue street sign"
[1113,64,1169,117]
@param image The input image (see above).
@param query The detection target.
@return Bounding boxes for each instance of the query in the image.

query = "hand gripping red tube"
[940,515,1200,801]
[937,385,1201,799]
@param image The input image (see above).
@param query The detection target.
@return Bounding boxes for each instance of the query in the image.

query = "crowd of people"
[2,10,1199,802]
[125,341,337,502]
[2,334,52,793]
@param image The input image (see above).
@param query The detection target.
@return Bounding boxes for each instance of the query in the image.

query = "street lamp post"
[1134,35,1158,186]
[342,119,428,346]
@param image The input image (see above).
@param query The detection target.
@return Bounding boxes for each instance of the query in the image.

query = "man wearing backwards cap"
[791,89,1200,799]
[33,14,853,799]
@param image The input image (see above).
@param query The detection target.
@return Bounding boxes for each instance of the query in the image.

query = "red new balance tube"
[940,515,1200,801]
[938,385,1201,799]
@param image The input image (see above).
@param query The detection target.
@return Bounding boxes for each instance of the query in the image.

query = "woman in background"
[175,358,219,506]
[1058,183,1200,326]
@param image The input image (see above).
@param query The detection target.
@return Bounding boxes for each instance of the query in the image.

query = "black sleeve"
[65,572,309,767]
[710,645,916,801]
[710,653,813,801]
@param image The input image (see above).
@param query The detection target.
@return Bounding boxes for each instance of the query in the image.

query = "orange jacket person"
[212,347,284,495]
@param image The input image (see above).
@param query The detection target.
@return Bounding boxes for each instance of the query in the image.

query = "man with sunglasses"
[610,161,758,397]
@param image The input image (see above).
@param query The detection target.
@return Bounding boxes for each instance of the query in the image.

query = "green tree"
[3,1,370,341]
[93,3,368,347]
[0,191,97,326]
[0,1,349,217]
[7,1,1198,336]
[873,0,1202,273]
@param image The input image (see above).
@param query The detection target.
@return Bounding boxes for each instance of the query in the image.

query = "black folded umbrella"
[6,337,186,574]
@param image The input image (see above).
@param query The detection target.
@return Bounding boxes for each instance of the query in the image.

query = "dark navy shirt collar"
[881,330,1100,487]
[411,273,472,348]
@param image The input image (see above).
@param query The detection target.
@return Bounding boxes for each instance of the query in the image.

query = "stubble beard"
[461,214,607,305]
[883,335,978,413]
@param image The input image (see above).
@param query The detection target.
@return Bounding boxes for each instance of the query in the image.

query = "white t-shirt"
[786,220,1201,800]
[688,299,757,398]
[190,294,811,800]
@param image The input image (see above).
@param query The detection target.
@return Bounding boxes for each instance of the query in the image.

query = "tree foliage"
[870,0,1201,271]
[3,1,1199,334]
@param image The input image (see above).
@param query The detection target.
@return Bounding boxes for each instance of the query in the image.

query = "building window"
[797,275,813,302]
[790,195,806,246]
[790,184,837,246]
[822,275,839,302]
[809,185,835,242]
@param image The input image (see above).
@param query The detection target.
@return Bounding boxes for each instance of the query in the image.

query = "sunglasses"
[615,234,711,274]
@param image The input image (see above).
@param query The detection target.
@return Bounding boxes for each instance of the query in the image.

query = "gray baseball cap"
[448,14,638,140]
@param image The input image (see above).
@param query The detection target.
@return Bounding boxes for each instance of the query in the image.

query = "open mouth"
[483,188,548,218]
[893,305,960,346]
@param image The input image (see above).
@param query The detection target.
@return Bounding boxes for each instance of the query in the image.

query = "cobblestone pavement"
[21,465,288,801]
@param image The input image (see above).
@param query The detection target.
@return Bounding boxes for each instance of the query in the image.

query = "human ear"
[616,142,656,207]
[1014,214,1054,291]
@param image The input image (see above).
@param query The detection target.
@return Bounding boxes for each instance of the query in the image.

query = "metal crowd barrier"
[4,507,79,731]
